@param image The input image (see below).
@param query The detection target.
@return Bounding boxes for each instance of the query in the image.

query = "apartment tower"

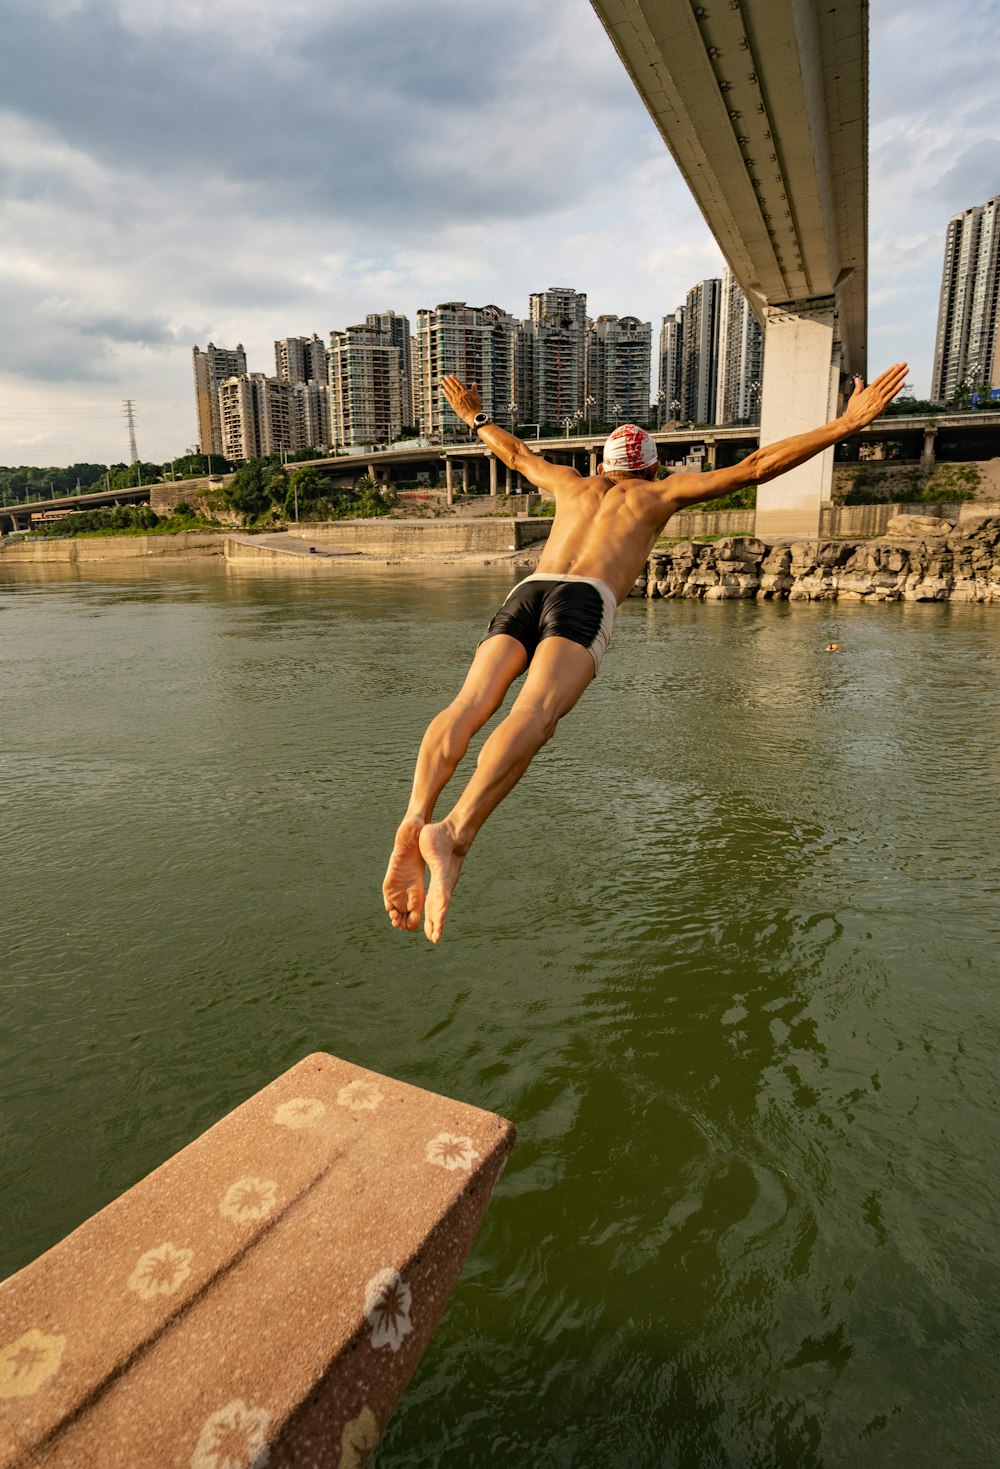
[193,342,247,455]
[328,324,403,448]
[658,308,685,424]
[415,302,518,438]
[931,195,1000,403]
[682,279,721,424]
[528,287,588,429]
[365,313,414,429]
[218,374,293,461]
[715,268,764,425]
[274,335,328,385]
[586,315,652,425]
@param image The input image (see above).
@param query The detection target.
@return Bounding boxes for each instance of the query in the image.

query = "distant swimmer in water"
[383,364,908,942]
[825,642,841,652]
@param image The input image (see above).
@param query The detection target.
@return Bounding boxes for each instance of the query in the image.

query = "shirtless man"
[383,362,908,942]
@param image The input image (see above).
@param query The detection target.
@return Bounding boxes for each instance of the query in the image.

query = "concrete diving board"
[0,1053,514,1468]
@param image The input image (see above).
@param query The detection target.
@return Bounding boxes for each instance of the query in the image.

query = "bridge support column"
[921,426,937,473]
[445,458,454,506]
[704,442,717,471]
[462,461,469,495]
[755,301,839,540]
[505,464,512,494]
[589,450,598,475]
[489,456,498,496]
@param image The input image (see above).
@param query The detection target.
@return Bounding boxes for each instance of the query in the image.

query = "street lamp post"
[613,402,623,426]
[584,395,596,436]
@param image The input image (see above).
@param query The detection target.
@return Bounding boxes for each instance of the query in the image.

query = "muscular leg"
[419,636,596,943]
[382,634,527,931]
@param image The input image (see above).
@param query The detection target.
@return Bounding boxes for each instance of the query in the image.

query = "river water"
[2,562,999,1467]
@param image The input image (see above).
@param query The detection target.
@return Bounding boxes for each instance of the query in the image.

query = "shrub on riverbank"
[218,459,395,526]
[33,505,219,537]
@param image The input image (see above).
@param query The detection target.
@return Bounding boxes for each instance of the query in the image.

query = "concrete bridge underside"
[590,0,868,537]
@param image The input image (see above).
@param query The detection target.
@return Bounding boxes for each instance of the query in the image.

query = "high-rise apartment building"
[218,374,293,460]
[328,323,403,448]
[528,287,588,428]
[365,313,414,429]
[931,195,1000,403]
[274,335,328,385]
[482,305,521,431]
[291,380,331,452]
[715,268,764,425]
[658,308,685,424]
[513,323,535,429]
[415,302,518,438]
[682,279,721,424]
[587,315,652,425]
[193,342,247,455]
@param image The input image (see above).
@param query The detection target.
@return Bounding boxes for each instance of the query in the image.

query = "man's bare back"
[382,364,908,942]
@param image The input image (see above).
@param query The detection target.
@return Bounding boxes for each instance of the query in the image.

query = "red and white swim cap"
[601,424,658,473]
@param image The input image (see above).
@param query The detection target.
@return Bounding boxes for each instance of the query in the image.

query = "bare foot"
[418,820,466,944]
[382,818,425,932]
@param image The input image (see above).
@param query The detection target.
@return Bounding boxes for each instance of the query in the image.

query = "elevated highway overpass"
[0,483,151,535]
[7,415,997,539]
[590,0,868,537]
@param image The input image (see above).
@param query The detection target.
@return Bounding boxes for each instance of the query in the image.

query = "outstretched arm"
[441,375,579,498]
[661,363,909,514]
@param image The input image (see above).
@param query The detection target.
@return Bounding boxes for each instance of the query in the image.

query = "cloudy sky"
[1,0,998,468]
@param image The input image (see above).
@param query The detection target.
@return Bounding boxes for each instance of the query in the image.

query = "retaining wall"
[287,518,551,555]
[0,533,226,564]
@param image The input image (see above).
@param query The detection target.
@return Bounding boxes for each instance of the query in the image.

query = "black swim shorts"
[481,573,617,672]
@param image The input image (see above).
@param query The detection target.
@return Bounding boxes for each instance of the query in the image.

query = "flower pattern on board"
[272,1096,327,1130]
[363,1269,413,1353]
[219,1177,279,1224]
[338,1405,380,1469]
[190,1398,271,1469]
[337,1080,384,1113]
[0,1329,66,1399]
[127,1242,194,1300]
[425,1132,480,1172]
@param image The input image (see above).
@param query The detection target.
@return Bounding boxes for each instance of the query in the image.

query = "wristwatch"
[472,412,491,431]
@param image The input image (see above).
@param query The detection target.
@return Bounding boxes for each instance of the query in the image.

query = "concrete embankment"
[286,517,551,556]
[225,517,551,566]
[0,532,226,564]
[635,514,1000,603]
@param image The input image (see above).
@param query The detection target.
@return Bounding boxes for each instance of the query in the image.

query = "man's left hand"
[842,362,909,431]
[442,375,482,427]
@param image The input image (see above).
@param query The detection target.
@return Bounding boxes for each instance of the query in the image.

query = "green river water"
[1,562,999,1467]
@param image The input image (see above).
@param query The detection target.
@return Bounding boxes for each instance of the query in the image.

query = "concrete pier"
[0,1053,514,1468]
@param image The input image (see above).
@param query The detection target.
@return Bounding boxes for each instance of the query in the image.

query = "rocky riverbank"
[634,514,1000,603]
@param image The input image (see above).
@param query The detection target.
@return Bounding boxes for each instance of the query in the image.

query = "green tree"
[223,459,286,519]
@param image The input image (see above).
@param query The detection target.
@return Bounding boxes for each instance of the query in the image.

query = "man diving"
[383,362,908,943]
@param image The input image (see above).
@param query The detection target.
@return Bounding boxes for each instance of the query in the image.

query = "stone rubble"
[633,515,1000,604]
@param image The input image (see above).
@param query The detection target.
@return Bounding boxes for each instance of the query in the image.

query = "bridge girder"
[589,0,867,376]
[590,0,868,535]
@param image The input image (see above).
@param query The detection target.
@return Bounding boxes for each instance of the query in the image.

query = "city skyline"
[1,0,998,466]
[191,270,760,461]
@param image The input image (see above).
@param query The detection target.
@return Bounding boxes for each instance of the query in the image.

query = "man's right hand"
[442,375,482,427]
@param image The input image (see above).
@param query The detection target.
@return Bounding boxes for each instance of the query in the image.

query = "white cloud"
[0,0,996,463]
